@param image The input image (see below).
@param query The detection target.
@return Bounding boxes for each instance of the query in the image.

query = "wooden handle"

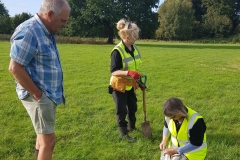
[142,89,147,122]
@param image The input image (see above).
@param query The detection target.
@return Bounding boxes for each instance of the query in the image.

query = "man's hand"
[32,90,43,102]
[9,59,43,102]
[127,70,141,80]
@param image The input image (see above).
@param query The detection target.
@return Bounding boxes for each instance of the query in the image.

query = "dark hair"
[163,97,188,119]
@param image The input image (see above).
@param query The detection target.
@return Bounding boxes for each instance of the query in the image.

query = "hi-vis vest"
[165,107,207,160]
[110,41,142,91]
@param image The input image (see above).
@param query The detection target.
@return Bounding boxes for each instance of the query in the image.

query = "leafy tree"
[60,0,87,37]
[0,0,9,17]
[202,0,240,37]
[202,6,232,38]
[63,0,159,43]
[191,0,206,38]
[0,15,12,34]
[12,12,32,30]
[0,0,12,34]
[156,0,194,40]
[192,0,205,21]
[116,0,159,39]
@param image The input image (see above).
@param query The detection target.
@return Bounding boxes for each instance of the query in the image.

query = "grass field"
[1,40,240,160]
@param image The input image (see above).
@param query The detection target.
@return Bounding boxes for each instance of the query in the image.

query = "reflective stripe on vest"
[166,107,207,159]
[188,113,200,130]
[113,42,141,71]
[111,42,141,91]
[114,46,130,70]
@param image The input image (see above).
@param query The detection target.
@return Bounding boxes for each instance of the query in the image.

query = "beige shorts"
[21,93,57,134]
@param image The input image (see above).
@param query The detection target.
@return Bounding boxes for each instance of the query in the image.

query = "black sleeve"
[110,49,123,73]
[164,120,168,128]
[189,118,206,146]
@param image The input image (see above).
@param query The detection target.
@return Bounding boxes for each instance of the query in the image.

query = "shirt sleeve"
[189,118,206,146]
[177,118,206,154]
[10,28,37,66]
[110,49,123,73]
[163,126,169,136]
[177,143,200,154]
[164,120,168,128]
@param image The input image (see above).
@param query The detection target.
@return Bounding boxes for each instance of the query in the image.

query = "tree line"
[0,1,32,35]
[156,0,240,40]
[0,0,240,43]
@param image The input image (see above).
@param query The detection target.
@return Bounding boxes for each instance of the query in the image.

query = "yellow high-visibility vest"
[166,107,207,160]
[110,41,142,91]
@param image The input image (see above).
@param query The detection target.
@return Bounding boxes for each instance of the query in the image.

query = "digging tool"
[136,74,147,90]
[139,75,152,137]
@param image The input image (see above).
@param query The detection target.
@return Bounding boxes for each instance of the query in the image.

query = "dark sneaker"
[121,135,137,142]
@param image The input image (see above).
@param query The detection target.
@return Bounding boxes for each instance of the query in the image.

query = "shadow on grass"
[207,133,240,146]
[149,130,240,147]
[137,43,240,50]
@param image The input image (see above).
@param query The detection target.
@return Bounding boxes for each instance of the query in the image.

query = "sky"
[1,0,42,17]
[2,0,163,17]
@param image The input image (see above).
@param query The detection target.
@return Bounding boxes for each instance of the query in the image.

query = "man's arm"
[9,59,42,101]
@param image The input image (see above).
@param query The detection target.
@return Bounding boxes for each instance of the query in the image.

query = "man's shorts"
[21,93,57,134]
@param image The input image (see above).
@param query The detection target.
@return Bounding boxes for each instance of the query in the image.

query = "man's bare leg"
[37,133,56,160]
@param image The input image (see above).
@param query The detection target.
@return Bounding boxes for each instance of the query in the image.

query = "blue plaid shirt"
[10,14,65,105]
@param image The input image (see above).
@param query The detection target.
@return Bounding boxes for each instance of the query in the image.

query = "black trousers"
[112,88,137,127]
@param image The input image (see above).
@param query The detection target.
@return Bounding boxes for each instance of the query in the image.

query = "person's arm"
[110,50,126,76]
[110,50,140,78]
[162,124,178,155]
[9,59,42,101]
[112,70,129,76]
[189,118,206,145]
[177,118,206,154]
[9,28,42,100]
[177,143,199,154]
[159,135,169,150]
[159,120,170,150]
[161,120,179,155]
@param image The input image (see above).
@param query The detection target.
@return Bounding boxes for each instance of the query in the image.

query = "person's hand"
[139,85,146,91]
[127,70,141,80]
[32,90,42,102]
[136,80,146,91]
[163,148,178,156]
[159,141,166,151]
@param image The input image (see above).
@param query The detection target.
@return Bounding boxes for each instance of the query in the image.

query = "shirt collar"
[34,14,53,37]
[121,40,135,53]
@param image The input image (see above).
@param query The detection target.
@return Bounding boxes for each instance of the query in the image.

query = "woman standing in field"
[109,19,143,142]
[159,97,207,160]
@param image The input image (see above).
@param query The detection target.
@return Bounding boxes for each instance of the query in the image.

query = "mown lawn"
[0,40,240,160]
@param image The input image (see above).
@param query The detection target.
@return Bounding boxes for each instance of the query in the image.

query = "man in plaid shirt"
[8,0,71,159]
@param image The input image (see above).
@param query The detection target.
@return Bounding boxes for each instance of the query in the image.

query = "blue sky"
[2,0,163,17]
[1,0,42,17]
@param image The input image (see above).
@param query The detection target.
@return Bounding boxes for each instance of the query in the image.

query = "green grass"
[1,40,240,160]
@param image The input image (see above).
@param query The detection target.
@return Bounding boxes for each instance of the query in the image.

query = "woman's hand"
[127,70,141,79]
[159,141,167,150]
[159,136,169,150]
[163,148,178,156]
